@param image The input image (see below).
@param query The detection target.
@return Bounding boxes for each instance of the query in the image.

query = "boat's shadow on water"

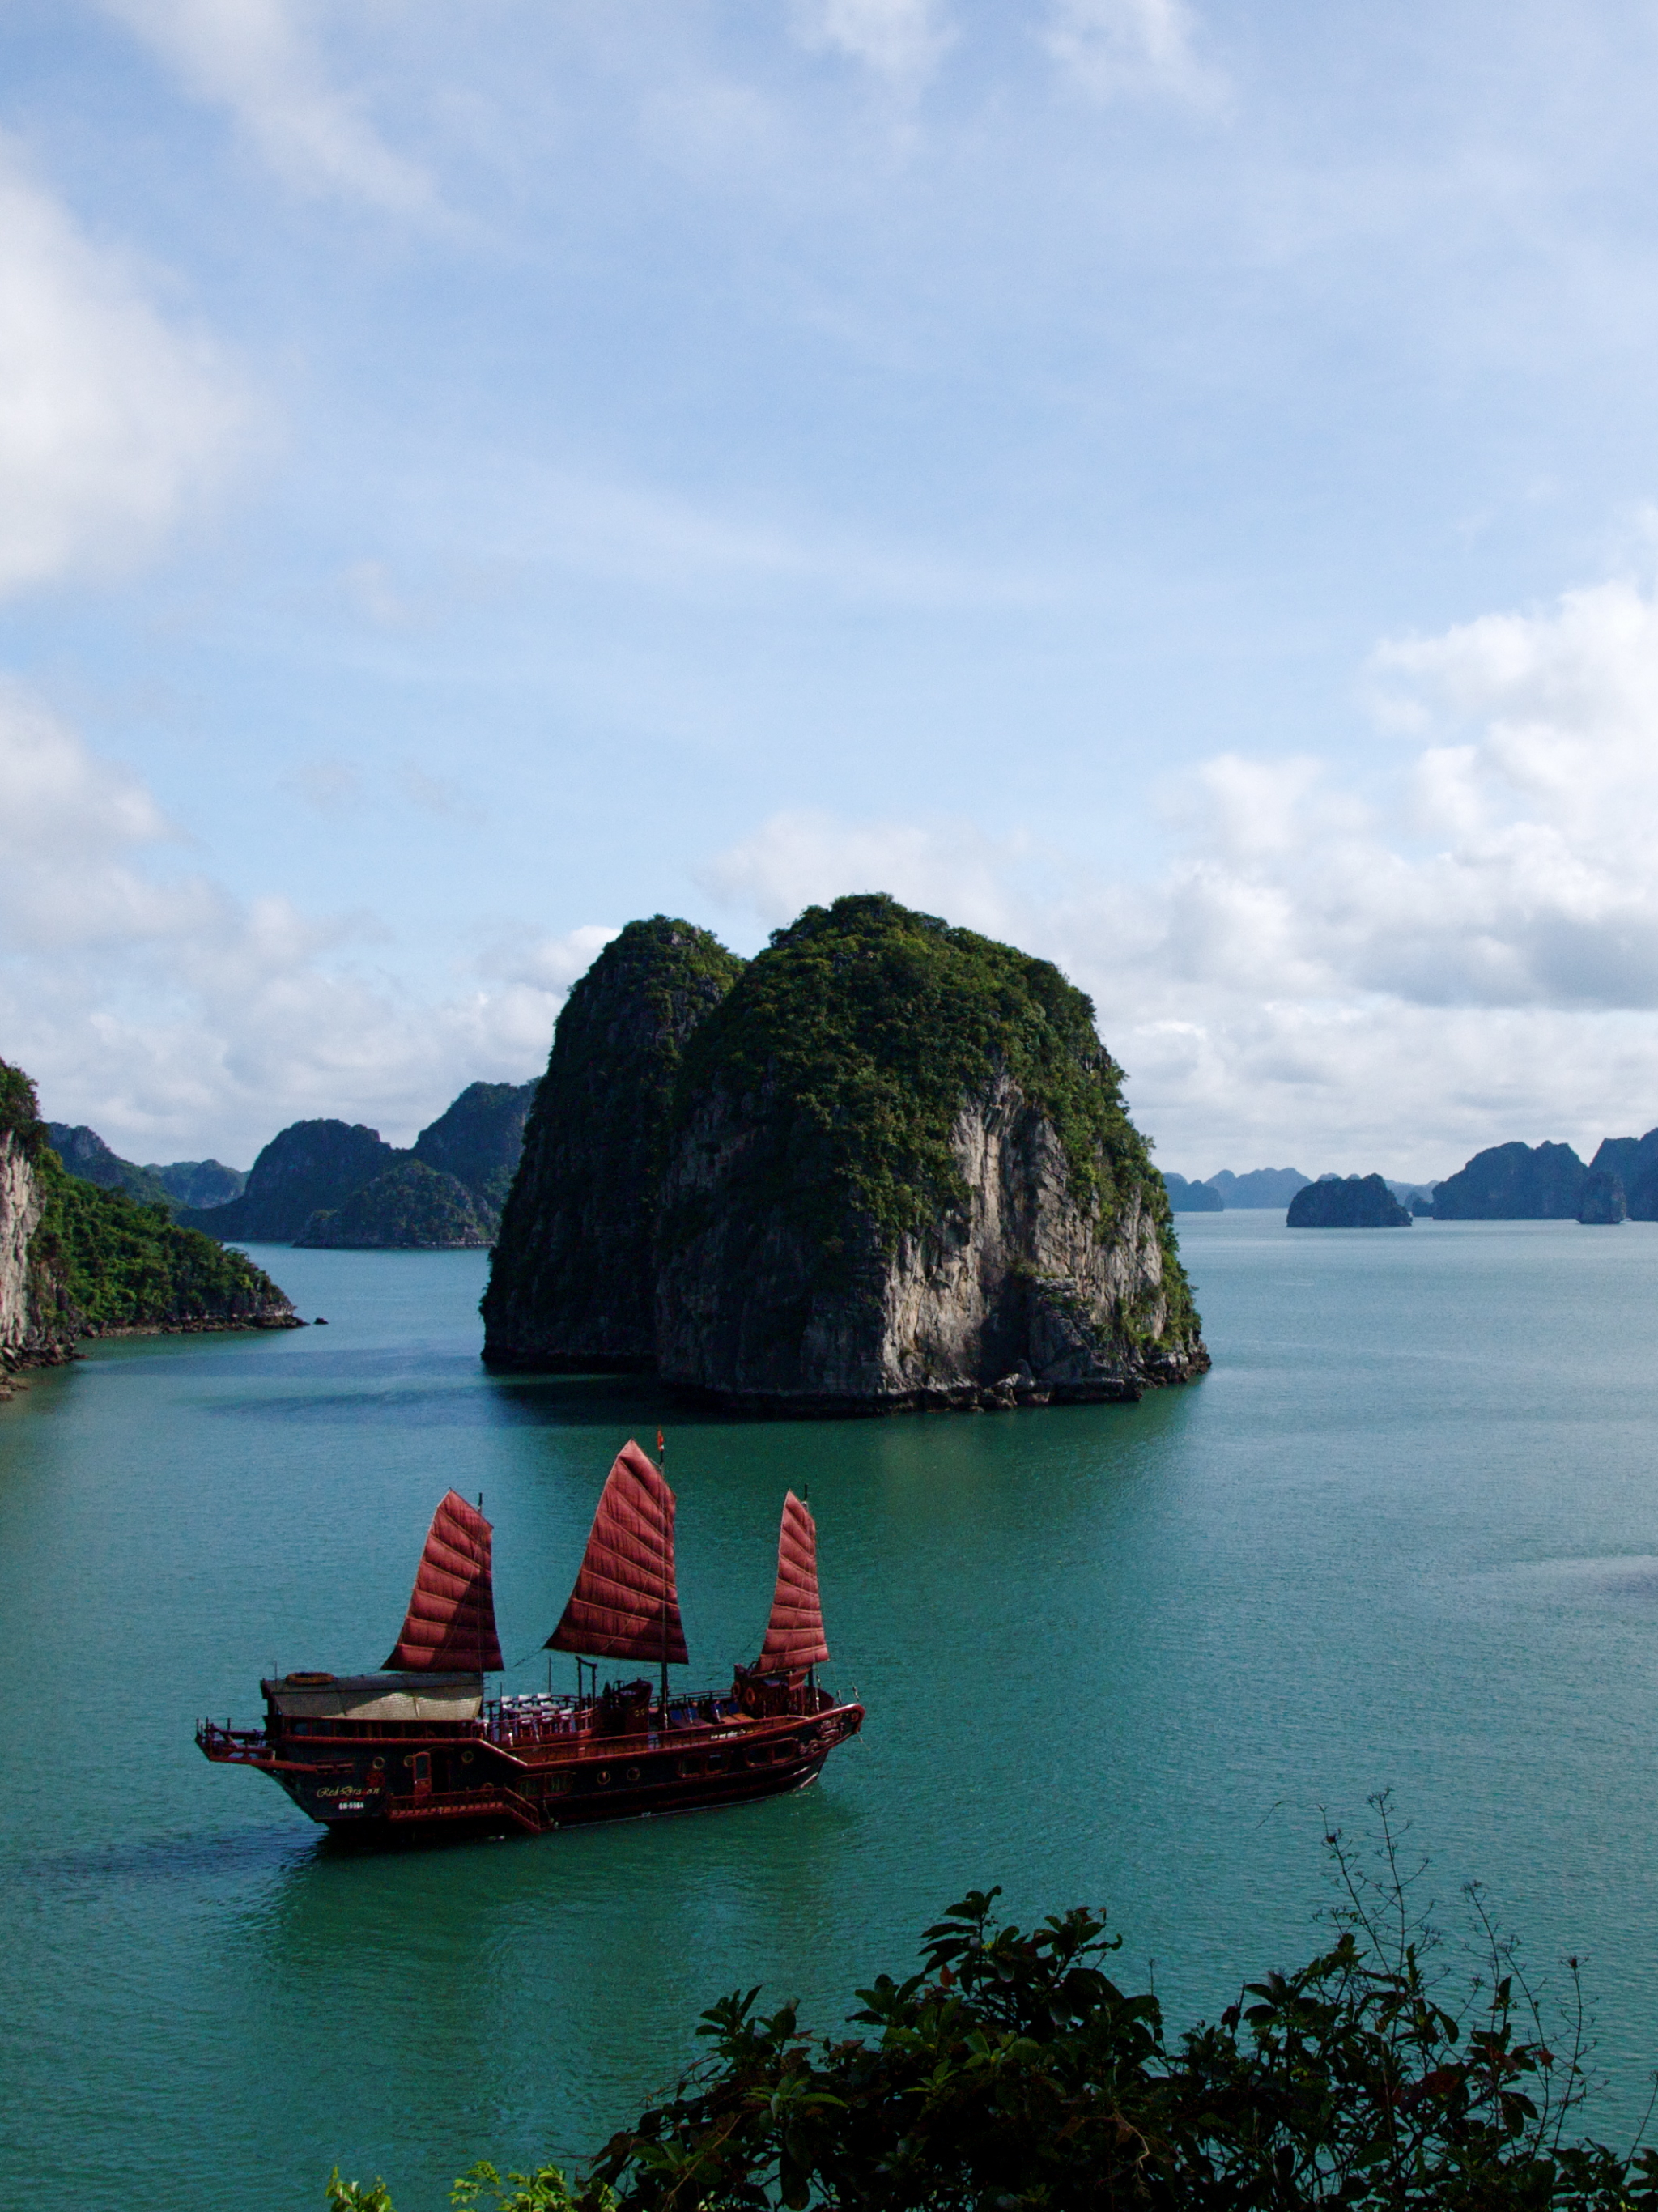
[14,1819,318,1891]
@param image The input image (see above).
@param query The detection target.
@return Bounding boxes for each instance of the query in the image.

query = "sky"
[8,1,1658,1181]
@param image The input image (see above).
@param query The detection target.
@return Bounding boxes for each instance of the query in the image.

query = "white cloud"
[0,141,247,597]
[1044,0,1221,107]
[0,684,600,1160]
[791,0,954,83]
[699,576,1658,1180]
[101,0,431,211]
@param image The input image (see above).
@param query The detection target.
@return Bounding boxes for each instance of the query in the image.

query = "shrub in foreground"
[328,1802,1657,2210]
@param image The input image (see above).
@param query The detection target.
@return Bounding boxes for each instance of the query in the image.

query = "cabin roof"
[261,1670,484,1721]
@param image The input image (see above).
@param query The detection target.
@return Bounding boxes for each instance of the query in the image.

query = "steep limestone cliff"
[2,1059,298,1394]
[654,896,1206,1412]
[482,918,746,1368]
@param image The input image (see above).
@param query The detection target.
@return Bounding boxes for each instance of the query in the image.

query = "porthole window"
[370,1756,385,1772]
[626,1765,641,1782]
[461,1750,474,1764]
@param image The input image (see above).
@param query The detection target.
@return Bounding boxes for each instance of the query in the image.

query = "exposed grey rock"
[653,898,1206,1414]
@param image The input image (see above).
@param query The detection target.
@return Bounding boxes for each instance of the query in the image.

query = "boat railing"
[481,1682,841,1755]
[196,1719,269,1761]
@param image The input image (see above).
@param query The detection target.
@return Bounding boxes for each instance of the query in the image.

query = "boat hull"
[198,1696,863,1839]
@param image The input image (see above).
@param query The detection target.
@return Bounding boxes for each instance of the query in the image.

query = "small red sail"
[755,1490,830,1677]
[383,1491,504,1673]
[545,1440,689,1665]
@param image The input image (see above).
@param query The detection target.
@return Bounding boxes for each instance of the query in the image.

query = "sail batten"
[755,1491,829,1677]
[384,1491,504,1673]
[546,1440,688,1665]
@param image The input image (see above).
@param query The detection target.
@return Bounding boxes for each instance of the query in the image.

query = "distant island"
[2,1060,298,1393]
[41,1078,540,1253]
[1287,1174,1412,1228]
[484,898,1209,1413]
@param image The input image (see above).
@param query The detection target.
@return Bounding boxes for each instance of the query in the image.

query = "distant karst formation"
[1431,1141,1587,1220]
[1287,1174,1412,1228]
[176,1079,538,1248]
[1205,1167,1312,1209]
[1162,1172,1222,1214]
[45,1124,246,1213]
[483,896,1209,1414]
[296,1160,491,1249]
[3,1061,297,1392]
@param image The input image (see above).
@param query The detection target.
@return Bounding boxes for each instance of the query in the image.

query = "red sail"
[383,1491,504,1673]
[545,1440,689,1665]
[755,1490,829,1677]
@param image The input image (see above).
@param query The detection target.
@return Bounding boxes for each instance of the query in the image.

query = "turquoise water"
[4,1215,1658,2207]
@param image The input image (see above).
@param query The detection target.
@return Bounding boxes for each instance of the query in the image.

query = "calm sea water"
[3,1214,1658,2208]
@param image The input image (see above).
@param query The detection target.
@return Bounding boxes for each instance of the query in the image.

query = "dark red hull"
[198,1686,863,1837]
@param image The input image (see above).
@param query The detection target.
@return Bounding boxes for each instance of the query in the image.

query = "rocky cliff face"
[2,1059,297,1393]
[653,897,1206,1412]
[482,918,746,1368]
[0,1125,67,1390]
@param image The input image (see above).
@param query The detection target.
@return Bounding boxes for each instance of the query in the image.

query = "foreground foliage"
[326,1802,1657,2210]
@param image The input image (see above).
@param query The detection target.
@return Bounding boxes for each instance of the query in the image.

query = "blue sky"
[7,0,1658,1180]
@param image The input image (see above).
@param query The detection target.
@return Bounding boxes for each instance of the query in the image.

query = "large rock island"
[2,1059,298,1393]
[484,896,1208,1413]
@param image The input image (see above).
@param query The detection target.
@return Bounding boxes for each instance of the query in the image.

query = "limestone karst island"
[484,895,1209,1413]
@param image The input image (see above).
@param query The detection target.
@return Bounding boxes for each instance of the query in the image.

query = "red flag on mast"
[384,1491,504,1672]
[545,1440,689,1665]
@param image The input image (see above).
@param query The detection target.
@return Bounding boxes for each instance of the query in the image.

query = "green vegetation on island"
[668,893,1171,1264]
[297,1159,491,1249]
[484,896,1205,1406]
[325,1806,1656,2212]
[1,1058,296,1369]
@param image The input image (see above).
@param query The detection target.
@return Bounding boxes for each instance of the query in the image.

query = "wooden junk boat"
[196,1440,863,1836]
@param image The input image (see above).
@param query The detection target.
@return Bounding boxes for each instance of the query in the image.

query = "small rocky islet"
[484,895,1209,1413]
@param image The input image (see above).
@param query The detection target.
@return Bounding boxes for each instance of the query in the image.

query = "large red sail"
[545,1440,689,1665]
[383,1491,504,1672]
[755,1490,829,1677]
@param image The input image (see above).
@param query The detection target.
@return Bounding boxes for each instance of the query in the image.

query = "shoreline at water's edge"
[1,1312,305,1396]
[477,1342,1210,1414]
